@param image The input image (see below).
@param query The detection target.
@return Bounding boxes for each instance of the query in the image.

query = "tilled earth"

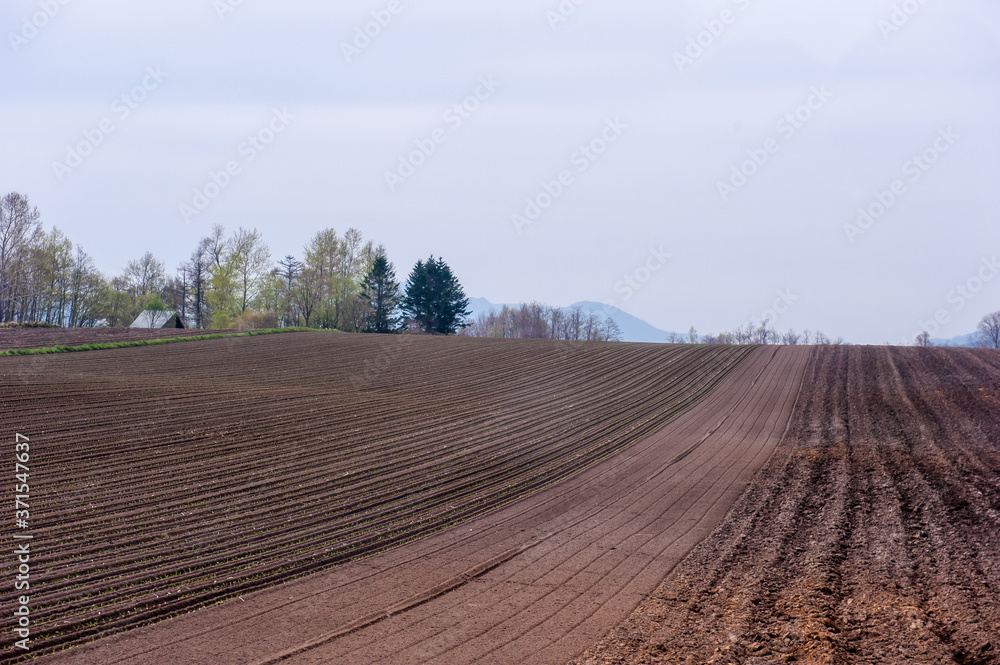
[0,327,218,351]
[575,345,1000,665]
[26,344,809,665]
[0,333,755,662]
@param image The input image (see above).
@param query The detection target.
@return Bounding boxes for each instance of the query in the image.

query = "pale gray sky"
[3,0,998,343]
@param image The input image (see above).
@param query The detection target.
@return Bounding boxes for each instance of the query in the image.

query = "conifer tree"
[402,256,470,334]
[361,249,401,333]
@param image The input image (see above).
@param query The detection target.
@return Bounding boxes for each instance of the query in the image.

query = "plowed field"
[576,346,1000,665]
[0,333,764,662]
[0,328,218,352]
[38,344,808,665]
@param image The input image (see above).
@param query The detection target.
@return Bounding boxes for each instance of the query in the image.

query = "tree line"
[915,311,1000,349]
[696,320,844,346]
[0,191,470,334]
[4,190,997,345]
[461,302,623,342]
[0,193,102,325]
[696,314,1000,348]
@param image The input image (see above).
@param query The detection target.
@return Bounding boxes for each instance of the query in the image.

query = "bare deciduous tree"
[229,227,272,314]
[753,318,777,345]
[0,192,43,321]
[603,317,623,342]
[123,252,165,303]
[976,311,1000,348]
[117,253,166,322]
[67,244,104,327]
[462,302,622,342]
[204,224,228,269]
[276,255,303,326]
[183,242,211,329]
[781,329,801,345]
[293,267,322,327]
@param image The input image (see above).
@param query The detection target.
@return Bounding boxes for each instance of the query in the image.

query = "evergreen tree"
[361,249,401,333]
[402,258,429,331]
[402,256,470,335]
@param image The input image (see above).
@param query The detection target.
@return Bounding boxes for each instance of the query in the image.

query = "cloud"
[1,0,997,343]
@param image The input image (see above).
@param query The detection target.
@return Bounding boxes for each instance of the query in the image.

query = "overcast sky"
[2,0,998,344]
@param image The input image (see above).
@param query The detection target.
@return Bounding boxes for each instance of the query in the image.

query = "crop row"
[0,333,754,661]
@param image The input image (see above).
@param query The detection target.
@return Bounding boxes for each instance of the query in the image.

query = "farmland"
[1,332,762,662]
[0,328,219,352]
[576,346,1000,664]
[5,335,997,664]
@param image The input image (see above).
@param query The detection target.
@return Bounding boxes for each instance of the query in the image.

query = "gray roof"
[130,310,185,328]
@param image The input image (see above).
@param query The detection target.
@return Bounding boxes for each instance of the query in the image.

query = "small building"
[130,310,188,329]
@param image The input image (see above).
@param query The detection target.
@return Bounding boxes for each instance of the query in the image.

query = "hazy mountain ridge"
[931,332,981,347]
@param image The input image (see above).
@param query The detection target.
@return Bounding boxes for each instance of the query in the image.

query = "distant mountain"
[569,301,679,343]
[466,297,679,344]
[466,297,507,321]
[931,332,980,347]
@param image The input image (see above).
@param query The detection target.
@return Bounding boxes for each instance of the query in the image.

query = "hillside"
[2,332,753,662]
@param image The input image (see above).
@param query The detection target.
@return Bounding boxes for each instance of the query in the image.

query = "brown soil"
[0,327,219,352]
[0,333,763,663]
[21,343,809,664]
[575,346,1000,665]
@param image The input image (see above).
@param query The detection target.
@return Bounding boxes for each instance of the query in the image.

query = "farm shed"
[130,310,188,328]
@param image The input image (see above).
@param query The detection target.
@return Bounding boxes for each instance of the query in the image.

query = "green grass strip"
[0,327,329,356]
